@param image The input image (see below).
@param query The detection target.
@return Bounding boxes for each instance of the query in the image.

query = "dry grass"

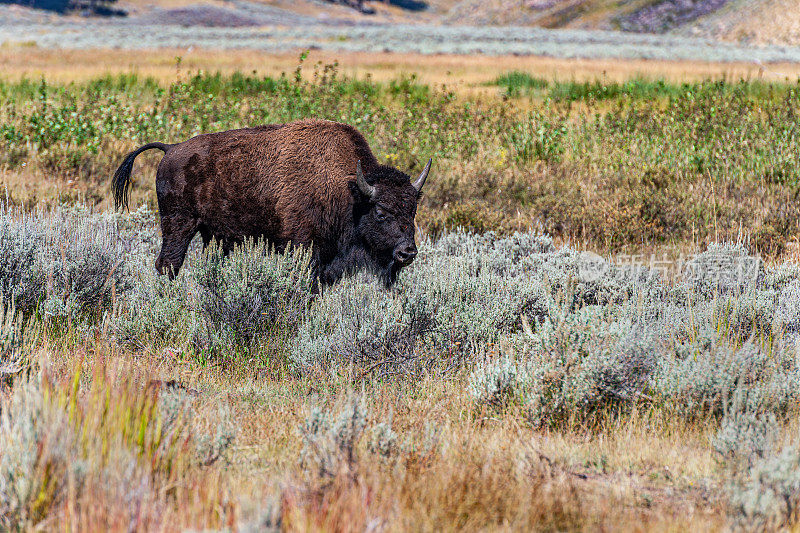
[2,46,798,93]
[2,343,734,532]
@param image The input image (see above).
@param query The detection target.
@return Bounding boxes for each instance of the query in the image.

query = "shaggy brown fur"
[112,119,431,286]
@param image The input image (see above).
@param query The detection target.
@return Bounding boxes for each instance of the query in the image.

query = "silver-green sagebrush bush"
[714,392,800,529]
[521,304,660,426]
[192,241,314,355]
[299,395,370,479]
[299,395,405,484]
[713,393,778,472]
[468,355,531,409]
[368,416,399,459]
[0,207,133,323]
[40,223,131,322]
[5,208,800,427]
[157,385,236,466]
[292,237,552,377]
[775,279,800,336]
[656,334,800,416]
[0,213,47,316]
[401,252,550,354]
[731,445,800,530]
[294,273,418,376]
[115,238,314,358]
[113,272,193,351]
[684,243,763,298]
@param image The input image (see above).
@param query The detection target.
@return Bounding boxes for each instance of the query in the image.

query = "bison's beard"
[319,245,405,288]
[384,260,405,287]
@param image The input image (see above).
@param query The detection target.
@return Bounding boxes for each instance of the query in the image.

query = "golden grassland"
[5,50,800,530]
[3,46,799,91]
[3,343,739,531]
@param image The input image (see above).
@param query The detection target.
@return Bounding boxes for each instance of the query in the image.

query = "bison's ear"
[355,160,376,201]
[412,158,432,193]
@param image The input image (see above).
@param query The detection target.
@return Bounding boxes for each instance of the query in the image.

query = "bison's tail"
[112,142,172,211]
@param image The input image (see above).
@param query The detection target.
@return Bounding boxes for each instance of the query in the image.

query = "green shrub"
[493,71,548,97]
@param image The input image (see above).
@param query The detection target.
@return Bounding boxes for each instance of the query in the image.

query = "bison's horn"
[356,160,376,199]
[412,158,432,192]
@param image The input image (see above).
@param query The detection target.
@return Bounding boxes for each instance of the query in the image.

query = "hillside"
[316,0,800,47]
[203,1,800,46]
[5,0,800,46]
[680,0,800,46]
[432,0,800,47]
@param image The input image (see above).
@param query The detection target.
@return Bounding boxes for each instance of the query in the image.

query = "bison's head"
[351,159,431,278]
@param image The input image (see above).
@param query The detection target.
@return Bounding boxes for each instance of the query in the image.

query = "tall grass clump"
[0,360,235,530]
[0,300,30,381]
[0,376,80,528]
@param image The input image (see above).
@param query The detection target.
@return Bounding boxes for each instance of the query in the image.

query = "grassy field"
[3,52,800,531]
[3,53,800,257]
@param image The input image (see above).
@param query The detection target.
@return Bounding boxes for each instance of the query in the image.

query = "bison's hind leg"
[156,215,199,279]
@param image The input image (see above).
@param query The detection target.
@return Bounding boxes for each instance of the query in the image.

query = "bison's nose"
[394,244,417,265]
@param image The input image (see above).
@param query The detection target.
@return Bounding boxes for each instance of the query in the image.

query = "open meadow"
[3,49,800,531]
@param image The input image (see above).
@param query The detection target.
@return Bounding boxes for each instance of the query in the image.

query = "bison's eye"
[374,207,388,222]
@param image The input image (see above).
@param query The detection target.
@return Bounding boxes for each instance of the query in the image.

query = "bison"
[112,119,431,286]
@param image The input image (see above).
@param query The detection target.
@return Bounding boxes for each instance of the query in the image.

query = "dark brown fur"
[112,119,428,286]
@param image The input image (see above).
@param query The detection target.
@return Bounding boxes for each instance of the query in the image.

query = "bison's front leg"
[310,248,335,293]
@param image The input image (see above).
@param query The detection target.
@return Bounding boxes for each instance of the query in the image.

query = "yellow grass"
[3,46,799,93]
[3,345,732,531]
